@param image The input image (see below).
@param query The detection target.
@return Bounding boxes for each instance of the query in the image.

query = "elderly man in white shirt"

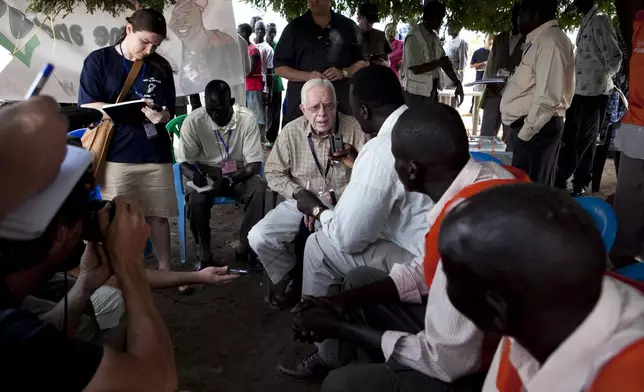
[501,0,575,185]
[555,0,622,196]
[176,80,266,269]
[276,66,424,382]
[287,103,522,391]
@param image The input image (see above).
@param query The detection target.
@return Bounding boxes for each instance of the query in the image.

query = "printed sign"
[0,0,244,101]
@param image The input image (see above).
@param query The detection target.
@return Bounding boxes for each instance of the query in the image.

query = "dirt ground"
[152,156,618,392]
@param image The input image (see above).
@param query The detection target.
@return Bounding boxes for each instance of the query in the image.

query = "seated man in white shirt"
[500,0,575,185]
[176,80,267,270]
[285,101,525,388]
[248,78,369,308]
[438,184,644,392]
[281,66,432,380]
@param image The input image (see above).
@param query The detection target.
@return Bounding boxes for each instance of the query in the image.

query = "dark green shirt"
[270,41,284,93]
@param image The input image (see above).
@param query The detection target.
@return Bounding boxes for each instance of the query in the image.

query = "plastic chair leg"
[178,197,187,264]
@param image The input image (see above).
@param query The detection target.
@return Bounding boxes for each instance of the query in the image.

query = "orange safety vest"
[496,272,644,392]
[623,11,644,127]
[422,165,531,370]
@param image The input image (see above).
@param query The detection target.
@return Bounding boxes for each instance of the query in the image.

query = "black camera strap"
[307,113,339,181]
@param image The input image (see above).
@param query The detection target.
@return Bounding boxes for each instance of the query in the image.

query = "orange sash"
[422,165,531,370]
[623,11,644,127]
[497,273,644,392]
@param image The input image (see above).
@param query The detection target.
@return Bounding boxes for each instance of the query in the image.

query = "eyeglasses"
[304,103,336,114]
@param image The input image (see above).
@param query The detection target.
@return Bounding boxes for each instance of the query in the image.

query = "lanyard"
[119,43,147,98]
[216,129,232,160]
[308,134,331,180]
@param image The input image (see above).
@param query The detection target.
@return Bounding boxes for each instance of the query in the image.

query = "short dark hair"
[391,104,469,169]
[423,1,446,21]
[520,0,558,21]
[358,2,379,23]
[238,23,252,37]
[205,80,231,100]
[439,183,605,305]
[351,65,404,108]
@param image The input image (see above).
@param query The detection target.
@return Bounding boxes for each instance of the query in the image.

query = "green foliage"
[26,0,173,16]
[26,0,617,32]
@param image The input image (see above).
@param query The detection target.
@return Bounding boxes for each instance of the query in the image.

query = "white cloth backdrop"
[0,0,244,102]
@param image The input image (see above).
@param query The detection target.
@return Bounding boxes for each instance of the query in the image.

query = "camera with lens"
[82,200,116,243]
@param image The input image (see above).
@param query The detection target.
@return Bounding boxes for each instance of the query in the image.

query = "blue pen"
[24,63,54,99]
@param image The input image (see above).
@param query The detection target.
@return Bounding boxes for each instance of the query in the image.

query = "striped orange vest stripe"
[497,272,644,392]
[423,165,531,370]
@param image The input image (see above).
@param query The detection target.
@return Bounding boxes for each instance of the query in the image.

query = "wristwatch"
[342,69,349,79]
[312,205,326,220]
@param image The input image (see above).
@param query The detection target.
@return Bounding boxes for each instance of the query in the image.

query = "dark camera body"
[82,200,116,243]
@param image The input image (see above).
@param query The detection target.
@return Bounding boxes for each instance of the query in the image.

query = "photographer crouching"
[0,98,176,391]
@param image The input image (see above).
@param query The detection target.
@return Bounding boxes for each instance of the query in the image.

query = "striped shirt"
[382,159,515,381]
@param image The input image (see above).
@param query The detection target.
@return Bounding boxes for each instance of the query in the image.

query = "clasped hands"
[292,295,346,343]
[309,67,344,82]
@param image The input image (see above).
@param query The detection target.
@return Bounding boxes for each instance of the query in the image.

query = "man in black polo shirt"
[274,0,368,125]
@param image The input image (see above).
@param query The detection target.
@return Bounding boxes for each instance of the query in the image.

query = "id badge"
[144,123,158,139]
[221,160,238,175]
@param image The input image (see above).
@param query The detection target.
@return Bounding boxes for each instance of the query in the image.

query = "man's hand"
[454,83,465,106]
[197,266,240,285]
[293,296,345,343]
[77,242,113,294]
[294,189,323,216]
[100,197,150,270]
[304,215,316,232]
[262,92,271,106]
[323,67,343,81]
[330,143,358,169]
[192,171,208,187]
[438,56,452,68]
[308,71,324,80]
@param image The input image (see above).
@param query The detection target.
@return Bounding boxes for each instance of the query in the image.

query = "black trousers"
[267,90,282,143]
[185,167,267,252]
[511,116,564,185]
[321,267,485,392]
[555,94,609,189]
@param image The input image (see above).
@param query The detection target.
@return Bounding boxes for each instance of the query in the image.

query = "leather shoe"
[195,254,226,271]
[270,279,301,311]
[278,351,333,383]
[570,186,586,197]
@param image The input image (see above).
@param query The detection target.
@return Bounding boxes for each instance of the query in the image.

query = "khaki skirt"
[100,162,178,218]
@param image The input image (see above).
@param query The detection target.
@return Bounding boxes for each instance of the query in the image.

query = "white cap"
[0,145,92,240]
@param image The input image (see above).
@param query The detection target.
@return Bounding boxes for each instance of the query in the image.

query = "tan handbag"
[81,59,143,185]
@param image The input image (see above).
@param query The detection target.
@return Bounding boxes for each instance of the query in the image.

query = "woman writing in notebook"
[78,9,180,283]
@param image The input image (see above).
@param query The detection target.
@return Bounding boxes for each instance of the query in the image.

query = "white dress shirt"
[382,159,515,381]
[501,20,575,141]
[574,5,622,96]
[175,105,264,167]
[319,105,432,255]
[483,276,644,392]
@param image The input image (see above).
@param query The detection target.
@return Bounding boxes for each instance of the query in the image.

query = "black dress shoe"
[278,351,333,383]
[570,186,586,197]
[235,248,263,272]
[270,279,301,310]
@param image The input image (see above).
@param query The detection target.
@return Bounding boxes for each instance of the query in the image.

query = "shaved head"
[439,183,605,336]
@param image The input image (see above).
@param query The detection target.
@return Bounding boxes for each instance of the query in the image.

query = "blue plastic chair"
[173,162,265,264]
[470,151,503,164]
[574,196,617,252]
[67,128,153,257]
